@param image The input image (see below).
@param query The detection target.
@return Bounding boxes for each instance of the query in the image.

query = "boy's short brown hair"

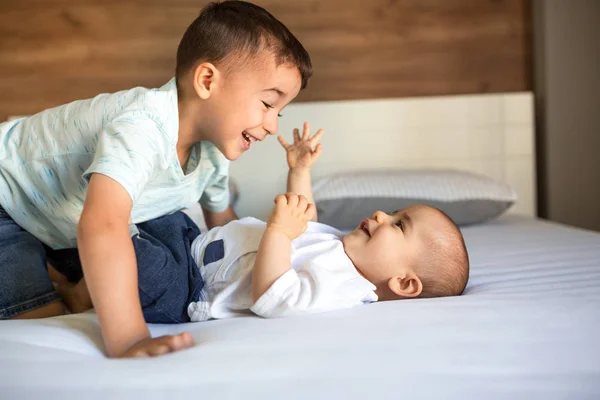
[176,1,312,89]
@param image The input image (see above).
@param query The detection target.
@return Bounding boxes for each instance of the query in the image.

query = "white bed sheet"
[0,216,599,399]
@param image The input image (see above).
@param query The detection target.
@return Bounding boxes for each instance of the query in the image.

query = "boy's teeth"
[242,131,251,143]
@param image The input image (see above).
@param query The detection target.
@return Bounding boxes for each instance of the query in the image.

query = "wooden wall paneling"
[0,0,531,120]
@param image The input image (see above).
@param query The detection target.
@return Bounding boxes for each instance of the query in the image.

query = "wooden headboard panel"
[0,0,531,120]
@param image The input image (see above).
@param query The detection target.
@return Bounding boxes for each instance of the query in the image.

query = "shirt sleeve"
[250,249,376,318]
[199,161,231,213]
[83,113,170,203]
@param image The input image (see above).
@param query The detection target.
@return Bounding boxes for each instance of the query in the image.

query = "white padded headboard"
[229,92,536,221]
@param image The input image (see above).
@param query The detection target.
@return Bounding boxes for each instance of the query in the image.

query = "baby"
[59,124,469,322]
[186,198,469,321]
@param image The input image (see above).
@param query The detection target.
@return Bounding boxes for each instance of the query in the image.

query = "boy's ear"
[193,62,220,100]
[388,272,422,298]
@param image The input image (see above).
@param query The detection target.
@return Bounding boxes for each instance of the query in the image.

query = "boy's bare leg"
[11,301,66,319]
[46,261,92,313]
[55,278,93,314]
[47,263,69,285]
[9,263,69,319]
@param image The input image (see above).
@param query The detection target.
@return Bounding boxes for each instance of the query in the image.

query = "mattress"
[0,216,599,399]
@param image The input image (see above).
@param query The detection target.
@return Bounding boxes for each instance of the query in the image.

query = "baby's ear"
[388,273,422,298]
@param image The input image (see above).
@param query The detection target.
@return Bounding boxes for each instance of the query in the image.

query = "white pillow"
[313,169,517,229]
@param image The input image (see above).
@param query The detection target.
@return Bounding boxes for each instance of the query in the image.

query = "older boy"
[0,1,311,358]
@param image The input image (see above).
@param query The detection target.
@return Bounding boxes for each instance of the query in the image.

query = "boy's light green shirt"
[0,78,230,249]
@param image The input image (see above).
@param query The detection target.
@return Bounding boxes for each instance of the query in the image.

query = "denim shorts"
[0,206,62,318]
[132,211,205,323]
[1,207,204,323]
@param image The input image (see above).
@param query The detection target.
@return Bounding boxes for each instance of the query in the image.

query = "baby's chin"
[341,234,365,277]
[340,233,353,254]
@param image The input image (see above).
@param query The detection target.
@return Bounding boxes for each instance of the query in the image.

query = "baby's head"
[175,1,312,160]
[342,205,469,300]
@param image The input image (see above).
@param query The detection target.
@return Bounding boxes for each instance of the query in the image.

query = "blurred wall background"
[0,0,531,120]
[533,0,600,231]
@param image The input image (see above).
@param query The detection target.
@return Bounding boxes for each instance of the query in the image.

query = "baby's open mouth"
[359,219,370,237]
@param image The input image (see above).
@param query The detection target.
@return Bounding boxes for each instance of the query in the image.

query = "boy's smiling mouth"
[242,131,259,144]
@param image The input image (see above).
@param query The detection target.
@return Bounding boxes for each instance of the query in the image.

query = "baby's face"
[342,205,437,285]
[204,55,302,160]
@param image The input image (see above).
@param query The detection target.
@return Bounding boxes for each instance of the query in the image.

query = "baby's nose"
[372,210,387,222]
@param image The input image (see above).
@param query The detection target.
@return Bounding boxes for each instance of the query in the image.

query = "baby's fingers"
[285,193,300,208]
[313,143,323,159]
[297,195,308,212]
[293,128,301,143]
[277,135,290,149]
[274,194,288,206]
[302,122,310,140]
[305,203,316,220]
[309,129,324,146]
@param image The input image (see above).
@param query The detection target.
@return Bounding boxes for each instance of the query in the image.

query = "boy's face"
[202,57,302,160]
[342,206,435,286]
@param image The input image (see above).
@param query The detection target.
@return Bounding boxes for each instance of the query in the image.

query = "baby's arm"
[252,193,315,302]
[79,174,192,358]
[277,122,324,222]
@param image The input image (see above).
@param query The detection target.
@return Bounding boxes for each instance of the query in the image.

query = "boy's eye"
[262,101,283,117]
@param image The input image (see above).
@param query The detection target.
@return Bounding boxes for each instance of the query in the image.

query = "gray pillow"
[313,169,517,229]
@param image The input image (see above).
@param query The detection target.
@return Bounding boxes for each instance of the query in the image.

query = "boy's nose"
[263,113,278,136]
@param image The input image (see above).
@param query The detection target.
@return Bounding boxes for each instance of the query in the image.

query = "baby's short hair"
[416,209,469,298]
[176,1,312,88]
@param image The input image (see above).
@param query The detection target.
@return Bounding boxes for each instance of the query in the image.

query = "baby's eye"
[395,220,404,232]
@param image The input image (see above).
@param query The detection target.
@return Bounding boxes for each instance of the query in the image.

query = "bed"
[1,215,598,399]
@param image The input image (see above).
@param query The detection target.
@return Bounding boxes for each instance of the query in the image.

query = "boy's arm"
[78,174,148,357]
[202,205,238,229]
[79,174,192,358]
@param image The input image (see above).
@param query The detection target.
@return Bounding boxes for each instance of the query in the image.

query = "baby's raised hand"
[277,122,324,170]
[267,193,316,240]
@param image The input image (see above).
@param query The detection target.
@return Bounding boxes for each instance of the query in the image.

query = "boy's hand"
[277,122,324,170]
[120,332,194,358]
[267,193,315,240]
